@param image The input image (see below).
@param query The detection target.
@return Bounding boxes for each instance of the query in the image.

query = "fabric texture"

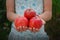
[8,0,49,40]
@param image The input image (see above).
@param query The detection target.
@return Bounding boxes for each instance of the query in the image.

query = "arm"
[39,0,52,21]
[6,0,20,22]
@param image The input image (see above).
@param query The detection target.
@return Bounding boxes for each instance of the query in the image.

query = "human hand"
[14,16,28,32]
[29,16,46,33]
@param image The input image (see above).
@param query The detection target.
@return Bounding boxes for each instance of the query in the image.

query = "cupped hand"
[15,26,28,32]
[14,16,28,32]
[29,16,46,33]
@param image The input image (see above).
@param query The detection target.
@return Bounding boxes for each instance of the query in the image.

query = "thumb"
[40,18,46,25]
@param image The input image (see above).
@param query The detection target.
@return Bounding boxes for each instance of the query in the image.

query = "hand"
[36,15,46,25]
[29,16,46,33]
[14,16,28,32]
[29,27,39,33]
[15,26,28,32]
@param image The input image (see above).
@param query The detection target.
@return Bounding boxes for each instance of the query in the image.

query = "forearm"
[39,11,52,21]
[7,12,20,22]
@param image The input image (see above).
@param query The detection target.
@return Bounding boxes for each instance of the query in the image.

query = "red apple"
[14,16,28,28]
[29,17,43,29]
[24,9,36,19]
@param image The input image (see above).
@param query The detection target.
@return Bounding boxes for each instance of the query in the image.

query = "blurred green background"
[0,0,60,40]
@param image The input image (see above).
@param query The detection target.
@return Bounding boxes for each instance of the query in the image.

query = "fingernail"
[23,26,25,28]
[33,27,35,30]
[25,26,27,28]
[20,26,21,28]
[30,27,31,29]
[17,27,19,29]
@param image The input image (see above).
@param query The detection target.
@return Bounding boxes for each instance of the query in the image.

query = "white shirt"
[15,0,43,16]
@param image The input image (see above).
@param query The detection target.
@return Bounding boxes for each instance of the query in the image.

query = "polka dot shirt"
[15,0,43,16]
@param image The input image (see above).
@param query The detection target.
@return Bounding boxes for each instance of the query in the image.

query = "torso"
[15,0,43,16]
[11,0,46,34]
[9,0,49,40]
[13,0,45,33]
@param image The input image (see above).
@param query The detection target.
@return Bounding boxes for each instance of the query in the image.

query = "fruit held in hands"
[14,16,28,28]
[24,9,36,19]
[29,17,43,29]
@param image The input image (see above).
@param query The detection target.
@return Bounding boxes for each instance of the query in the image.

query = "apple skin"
[29,17,43,29]
[24,9,36,19]
[14,16,28,28]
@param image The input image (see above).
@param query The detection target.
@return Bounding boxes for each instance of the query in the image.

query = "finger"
[23,26,27,31]
[29,27,32,32]
[40,19,46,25]
[35,16,39,19]
[32,27,36,33]
[16,27,20,31]
[35,28,39,32]
[19,26,23,32]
